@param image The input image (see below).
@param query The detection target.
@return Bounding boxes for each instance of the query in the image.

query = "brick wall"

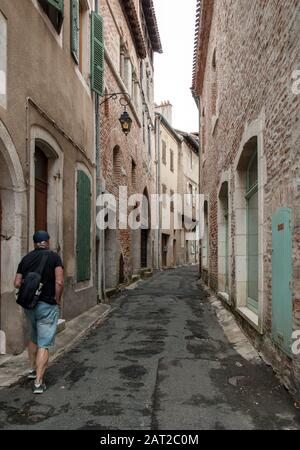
[194,0,300,397]
[100,0,157,286]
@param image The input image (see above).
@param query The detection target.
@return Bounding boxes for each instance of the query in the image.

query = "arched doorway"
[29,127,63,254]
[141,188,151,269]
[35,146,48,231]
[0,121,26,354]
[218,181,230,295]
[119,253,125,284]
[104,228,118,290]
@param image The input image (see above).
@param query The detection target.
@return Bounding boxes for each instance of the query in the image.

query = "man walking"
[14,231,64,394]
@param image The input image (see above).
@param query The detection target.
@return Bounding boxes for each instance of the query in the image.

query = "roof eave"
[191,0,215,95]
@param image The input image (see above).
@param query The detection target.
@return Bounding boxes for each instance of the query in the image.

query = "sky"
[153,0,199,133]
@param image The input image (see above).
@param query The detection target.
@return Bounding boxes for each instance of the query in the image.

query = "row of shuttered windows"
[37,1,102,281]
[39,0,104,95]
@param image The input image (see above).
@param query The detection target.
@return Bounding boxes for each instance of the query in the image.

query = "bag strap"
[36,251,51,276]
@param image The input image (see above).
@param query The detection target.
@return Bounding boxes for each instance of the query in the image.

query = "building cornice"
[141,0,163,54]
[191,0,214,95]
[120,0,162,59]
[156,113,183,144]
[177,131,200,153]
[121,0,147,58]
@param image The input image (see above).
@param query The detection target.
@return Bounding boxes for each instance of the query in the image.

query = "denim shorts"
[25,302,59,349]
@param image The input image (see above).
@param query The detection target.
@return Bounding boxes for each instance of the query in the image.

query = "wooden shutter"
[91,12,104,96]
[71,0,79,64]
[48,0,64,14]
[77,171,92,282]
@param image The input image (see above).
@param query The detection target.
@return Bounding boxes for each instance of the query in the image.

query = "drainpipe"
[155,113,161,270]
[95,0,105,301]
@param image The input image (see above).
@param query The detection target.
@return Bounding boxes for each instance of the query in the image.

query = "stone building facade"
[0,0,102,354]
[177,130,200,266]
[155,102,200,269]
[192,0,300,397]
[99,0,162,292]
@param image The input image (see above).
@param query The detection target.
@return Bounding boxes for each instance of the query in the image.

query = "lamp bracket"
[100,92,130,107]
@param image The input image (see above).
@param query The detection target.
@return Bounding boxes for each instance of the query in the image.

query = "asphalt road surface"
[0,266,300,430]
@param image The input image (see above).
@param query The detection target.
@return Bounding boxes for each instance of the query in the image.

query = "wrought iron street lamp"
[100,92,133,136]
[119,110,133,136]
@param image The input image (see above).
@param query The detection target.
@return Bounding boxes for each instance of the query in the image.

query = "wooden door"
[173,239,176,266]
[162,234,168,267]
[119,254,125,284]
[35,147,48,232]
[141,229,148,268]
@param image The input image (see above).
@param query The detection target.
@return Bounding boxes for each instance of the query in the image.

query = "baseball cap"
[33,230,50,244]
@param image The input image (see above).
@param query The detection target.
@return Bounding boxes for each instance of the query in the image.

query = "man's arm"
[14,274,23,289]
[55,266,64,305]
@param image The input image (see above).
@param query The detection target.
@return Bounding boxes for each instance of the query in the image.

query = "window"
[170,189,174,212]
[124,58,133,96]
[148,125,152,158]
[201,108,206,154]
[113,146,121,179]
[246,151,258,313]
[187,183,193,206]
[162,184,167,207]
[190,149,193,169]
[202,201,209,268]
[120,44,125,78]
[71,0,87,73]
[234,135,260,318]
[162,140,167,165]
[131,159,136,190]
[38,0,64,34]
[211,48,218,117]
[77,170,91,282]
[170,149,174,172]
[0,11,7,109]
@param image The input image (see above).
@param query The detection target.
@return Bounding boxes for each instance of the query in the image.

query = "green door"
[77,170,91,282]
[272,208,293,355]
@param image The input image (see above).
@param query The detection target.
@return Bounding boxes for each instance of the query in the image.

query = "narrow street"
[0,267,300,430]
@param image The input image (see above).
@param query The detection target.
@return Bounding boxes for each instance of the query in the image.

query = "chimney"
[155,101,173,125]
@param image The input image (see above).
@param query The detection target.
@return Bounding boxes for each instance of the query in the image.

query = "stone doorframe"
[0,120,27,354]
[233,111,266,334]
[217,170,232,304]
[29,126,64,255]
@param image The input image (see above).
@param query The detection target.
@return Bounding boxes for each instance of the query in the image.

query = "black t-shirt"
[17,248,63,305]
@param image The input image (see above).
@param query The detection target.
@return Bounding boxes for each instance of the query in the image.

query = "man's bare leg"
[27,341,38,370]
[35,348,49,385]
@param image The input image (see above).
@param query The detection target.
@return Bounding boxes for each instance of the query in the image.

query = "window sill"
[74,280,93,292]
[74,67,91,97]
[218,291,231,305]
[237,306,262,334]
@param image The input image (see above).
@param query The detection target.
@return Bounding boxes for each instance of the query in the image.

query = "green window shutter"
[48,0,64,14]
[71,0,80,64]
[91,12,104,96]
[77,171,92,282]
